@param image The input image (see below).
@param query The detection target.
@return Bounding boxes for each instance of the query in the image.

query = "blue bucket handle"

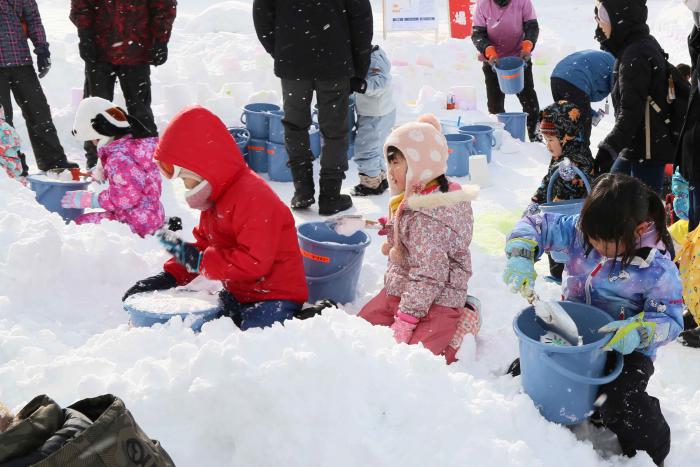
[540,350,623,386]
[546,164,592,204]
[240,111,247,125]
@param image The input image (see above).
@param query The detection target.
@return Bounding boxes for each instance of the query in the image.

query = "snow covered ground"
[1,0,699,465]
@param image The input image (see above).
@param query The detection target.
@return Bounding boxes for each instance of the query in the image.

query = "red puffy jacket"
[155,106,308,305]
[69,0,177,66]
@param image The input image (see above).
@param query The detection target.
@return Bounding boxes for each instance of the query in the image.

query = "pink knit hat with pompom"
[384,114,449,197]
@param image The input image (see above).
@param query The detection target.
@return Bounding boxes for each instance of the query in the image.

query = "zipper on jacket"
[585,258,606,305]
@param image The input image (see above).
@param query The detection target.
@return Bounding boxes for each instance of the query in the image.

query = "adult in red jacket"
[69,0,177,168]
[122,106,309,330]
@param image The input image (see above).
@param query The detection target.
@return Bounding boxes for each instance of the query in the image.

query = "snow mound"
[184,1,254,35]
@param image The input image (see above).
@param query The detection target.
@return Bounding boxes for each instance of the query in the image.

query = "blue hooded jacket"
[509,212,684,358]
[551,50,615,102]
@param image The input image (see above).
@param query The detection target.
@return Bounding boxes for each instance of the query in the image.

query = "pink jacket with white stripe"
[76,135,164,237]
[383,184,478,319]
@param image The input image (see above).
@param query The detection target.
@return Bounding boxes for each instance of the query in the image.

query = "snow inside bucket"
[493,57,525,95]
[227,127,250,161]
[241,103,280,139]
[28,175,91,223]
[513,302,624,425]
[124,289,221,332]
[297,221,371,304]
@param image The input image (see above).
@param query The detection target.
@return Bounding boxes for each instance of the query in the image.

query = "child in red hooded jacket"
[122,106,308,330]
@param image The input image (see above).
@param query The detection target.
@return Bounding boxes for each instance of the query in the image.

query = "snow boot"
[294,299,337,320]
[290,164,315,209]
[683,309,698,331]
[506,358,521,377]
[318,178,352,216]
[351,172,389,196]
[679,327,700,348]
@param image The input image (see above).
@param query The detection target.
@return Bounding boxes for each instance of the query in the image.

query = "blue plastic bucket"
[241,103,280,139]
[266,141,293,182]
[268,110,285,144]
[124,299,219,333]
[497,112,528,142]
[513,302,624,425]
[247,138,268,173]
[445,133,475,177]
[28,175,91,223]
[310,126,321,159]
[494,56,525,95]
[228,127,250,162]
[440,120,461,135]
[459,125,496,163]
[297,221,371,304]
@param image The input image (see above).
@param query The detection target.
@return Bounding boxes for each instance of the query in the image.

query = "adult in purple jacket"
[472,0,541,142]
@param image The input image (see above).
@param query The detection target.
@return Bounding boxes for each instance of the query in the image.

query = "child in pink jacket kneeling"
[63,97,164,237]
[359,114,481,363]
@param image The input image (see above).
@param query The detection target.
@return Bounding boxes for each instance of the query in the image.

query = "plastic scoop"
[47,167,92,181]
[524,289,582,346]
[326,215,381,237]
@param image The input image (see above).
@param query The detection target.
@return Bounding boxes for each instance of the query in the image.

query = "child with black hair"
[359,115,481,363]
[677,62,692,82]
[504,173,683,466]
[63,97,164,237]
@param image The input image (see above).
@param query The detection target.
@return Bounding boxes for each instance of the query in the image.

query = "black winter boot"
[290,163,315,209]
[318,178,352,216]
[679,328,700,348]
[683,310,698,331]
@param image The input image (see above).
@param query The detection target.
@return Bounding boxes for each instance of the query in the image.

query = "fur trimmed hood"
[406,184,479,210]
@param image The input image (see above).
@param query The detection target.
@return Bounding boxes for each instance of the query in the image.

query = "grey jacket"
[355,46,396,117]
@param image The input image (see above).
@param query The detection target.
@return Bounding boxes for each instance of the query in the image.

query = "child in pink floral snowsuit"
[62,97,164,237]
[0,105,25,181]
[359,114,481,363]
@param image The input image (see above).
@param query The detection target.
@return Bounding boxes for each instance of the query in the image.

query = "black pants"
[281,78,350,181]
[83,62,157,167]
[551,77,593,146]
[547,253,564,281]
[0,66,68,171]
[483,61,540,141]
[599,352,671,465]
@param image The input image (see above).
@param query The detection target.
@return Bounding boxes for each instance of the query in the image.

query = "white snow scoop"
[524,289,582,346]
[326,215,381,236]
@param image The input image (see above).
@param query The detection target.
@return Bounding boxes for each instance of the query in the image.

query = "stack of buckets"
[241,103,322,181]
[492,56,529,142]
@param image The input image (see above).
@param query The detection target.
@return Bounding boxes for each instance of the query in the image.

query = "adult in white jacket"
[351,45,396,196]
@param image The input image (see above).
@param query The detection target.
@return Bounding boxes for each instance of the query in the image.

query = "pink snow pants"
[359,288,475,364]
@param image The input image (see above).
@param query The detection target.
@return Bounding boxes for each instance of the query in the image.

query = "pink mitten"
[61,190,100,209]
[390,311,419,344]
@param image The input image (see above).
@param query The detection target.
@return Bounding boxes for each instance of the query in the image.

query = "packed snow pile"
[2,1,700,466]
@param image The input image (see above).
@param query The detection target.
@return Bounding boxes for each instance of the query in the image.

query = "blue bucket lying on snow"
[28,175,90,223]
[241,103,280,139]
[459,124,496,163]
[493,56,525,95]
[124,291,220,332]
[268,110,285,144]
[513,302,624,425]
[266,141,293,182]
[497,112,528,142]
[247,138,268,173]
[445,133,476,177]
[228,127,250,161]
[297,221,371,304]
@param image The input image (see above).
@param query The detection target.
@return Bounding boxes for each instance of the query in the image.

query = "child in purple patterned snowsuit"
[504,173,683,465]
[63,97,164,237]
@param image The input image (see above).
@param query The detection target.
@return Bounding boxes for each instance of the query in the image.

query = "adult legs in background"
[281,79,315,208]
[631,161,666,196]
[6,66,70,171]
[482,62,506,115]
[0,71,13,127]
[551,77,592,146]
[116,65,157,136]
[84,62,118,168]
[518,62,540,142]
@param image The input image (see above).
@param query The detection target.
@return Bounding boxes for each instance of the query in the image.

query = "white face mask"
[685,0,700,13]
[185,180,214,211]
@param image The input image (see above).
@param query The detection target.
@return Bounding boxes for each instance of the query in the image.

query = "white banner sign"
[384,0,438,32]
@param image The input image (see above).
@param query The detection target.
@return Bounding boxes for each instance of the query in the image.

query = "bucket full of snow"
[228,127,250,161]
[297,221,371,304]
[445,133,475,177]
[28,174,90,223]
[124,289,221,332]
[268,110,285,144]
[493,57,525,95]
[266,141,293,182]
[497,112,528,142]
[241,103,280,139]
[513,301,624,425]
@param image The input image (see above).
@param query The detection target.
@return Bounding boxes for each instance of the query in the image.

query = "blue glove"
[599,312,656,355]
[672,169,689,220]
[156,229,202,273]
[503,238,538,294]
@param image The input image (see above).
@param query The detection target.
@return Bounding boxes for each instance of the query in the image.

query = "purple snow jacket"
[76,135,164,237]
[509,212,684,357]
